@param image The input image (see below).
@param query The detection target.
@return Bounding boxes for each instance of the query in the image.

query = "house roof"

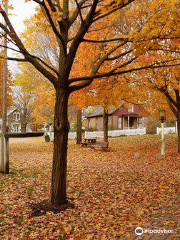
[0,107,18,123]
[85,106,116,118]
[7,107,19,116]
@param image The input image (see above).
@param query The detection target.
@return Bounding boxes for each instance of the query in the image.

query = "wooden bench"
[81,138,97,147]
[91,141,109,151]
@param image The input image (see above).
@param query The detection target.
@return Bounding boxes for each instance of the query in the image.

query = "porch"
[118,115,143,129]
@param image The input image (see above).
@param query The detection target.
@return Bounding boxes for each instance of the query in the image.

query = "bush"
[144,117,160,134]
[45,135,50,142]
[108,125,116,131]
[7,132,44,138]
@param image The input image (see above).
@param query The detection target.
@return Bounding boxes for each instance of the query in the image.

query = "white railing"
[85,128,146,139]
[48,132,77,141]
[157,127,176,135]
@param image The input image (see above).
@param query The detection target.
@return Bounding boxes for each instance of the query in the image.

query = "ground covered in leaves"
[0,135,179,240]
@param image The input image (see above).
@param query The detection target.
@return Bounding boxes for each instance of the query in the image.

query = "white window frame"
[138,117,143,128]
[118,117,122,129]
[13,112,16,121]
[16,113,20,121]
[128,104,134,113]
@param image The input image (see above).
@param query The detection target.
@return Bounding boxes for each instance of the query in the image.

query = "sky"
[9,0,36,32]
[7,0,37,73]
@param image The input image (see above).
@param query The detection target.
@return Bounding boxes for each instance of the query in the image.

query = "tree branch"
[69,0,87,26]
[83,37,127,43]
[69,61,180,84]
[74,0,84,25]
[0,8,59,87]
[40,0,67,55]
[93,0,135,22]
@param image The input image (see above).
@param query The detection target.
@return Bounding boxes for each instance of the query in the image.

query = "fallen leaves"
[0,135,179,239]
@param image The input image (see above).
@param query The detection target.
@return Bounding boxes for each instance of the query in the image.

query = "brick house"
[85,104,146,130]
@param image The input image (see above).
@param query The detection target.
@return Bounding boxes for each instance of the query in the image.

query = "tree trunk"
[21,108,27,133]
[21,123,26,133]
[76,108,82,144]
[51,88,69,206]
[103,109,108,142]
[177,113,180,153]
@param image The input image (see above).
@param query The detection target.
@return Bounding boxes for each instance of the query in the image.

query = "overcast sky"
[7,0,37,74]
[9,0,36,32]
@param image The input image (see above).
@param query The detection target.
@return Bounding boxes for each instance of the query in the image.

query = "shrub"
[7,132,44,138]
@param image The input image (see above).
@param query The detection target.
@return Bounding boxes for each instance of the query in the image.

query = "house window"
[138,118,143,128]
[128,104,134,113]
[118,117,122,129]
[16,113,20,121]
[13,112,16,121]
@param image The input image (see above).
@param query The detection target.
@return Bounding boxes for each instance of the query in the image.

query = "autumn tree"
[72,76,141,142]
[15,62,55,127]
[1,0,180,206]
[13,87,36,132]
[94,77,143,141]
[134,63,180,152]
[69,85,95,144]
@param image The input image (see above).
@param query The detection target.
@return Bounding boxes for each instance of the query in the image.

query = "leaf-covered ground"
[0,135,179,240]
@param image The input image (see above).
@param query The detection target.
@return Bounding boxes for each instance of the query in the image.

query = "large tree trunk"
[177,113,180,153]
[103,109,108,142]
[76,108,82,144]
[51,88,69,206]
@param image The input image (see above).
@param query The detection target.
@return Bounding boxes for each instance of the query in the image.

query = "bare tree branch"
[0,8,59,86]
[74,0,84,25]
[69,60,180,87]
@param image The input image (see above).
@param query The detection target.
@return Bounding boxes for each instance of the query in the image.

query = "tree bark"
[51,88,69,206]
[177,113,180,153]
[21,125,26,133]
[103,109,108,142]
[76,108,82,144]
[21,108,27,133]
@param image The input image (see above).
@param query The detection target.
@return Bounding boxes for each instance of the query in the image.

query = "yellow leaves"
[86,233,95,239]
[46,211,53,215]
[51,10,63,22]
[137,210,144,216]
[7,4,14,11]
[128,29,139,41]
[126,233,131,238]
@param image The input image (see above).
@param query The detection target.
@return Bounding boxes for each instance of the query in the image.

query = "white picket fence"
[157,127,177,135]
[49,132,77,141]
[85,128,146,139]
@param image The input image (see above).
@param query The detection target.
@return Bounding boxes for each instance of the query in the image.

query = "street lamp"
[159,109,166,156]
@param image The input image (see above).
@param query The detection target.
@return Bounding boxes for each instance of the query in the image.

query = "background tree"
[133,61,180,152]
[13,88,36,132]
[15,62,55,127]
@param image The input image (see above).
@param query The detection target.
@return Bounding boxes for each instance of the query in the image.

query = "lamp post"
[159,109,166,156]
[1,0,9,173]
